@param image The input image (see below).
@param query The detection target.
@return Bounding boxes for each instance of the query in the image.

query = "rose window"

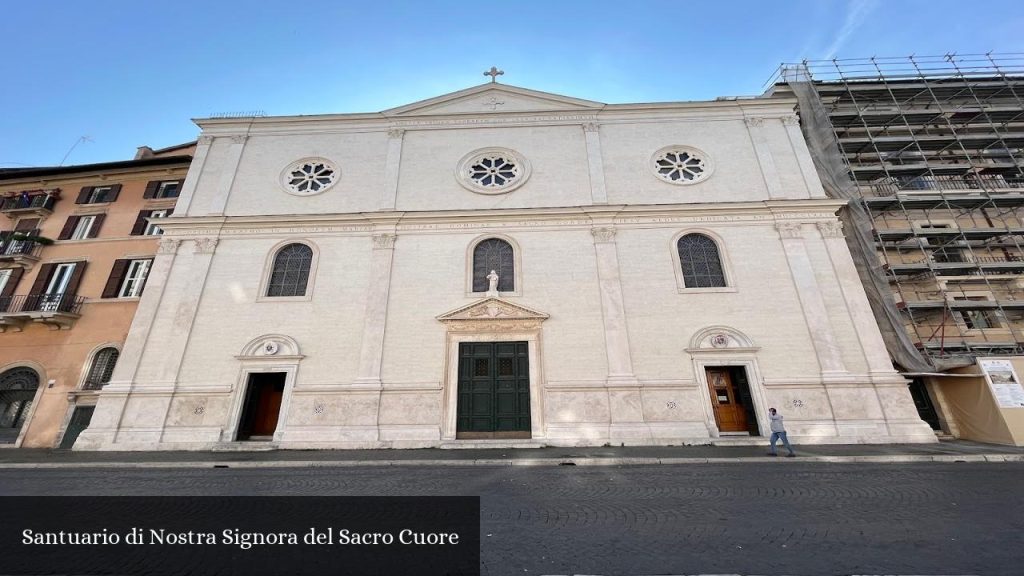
[281,158,339,195]
[469,155,519,188]
[652,146,712,185]
[457,148,531,194]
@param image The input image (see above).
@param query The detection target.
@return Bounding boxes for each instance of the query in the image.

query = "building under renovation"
[770,54,1024,445]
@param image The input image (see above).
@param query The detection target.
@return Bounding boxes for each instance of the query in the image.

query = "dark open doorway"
[237,372,285,441]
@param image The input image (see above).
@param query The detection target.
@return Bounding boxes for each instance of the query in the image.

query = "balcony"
[885,254,1024,277]
[0,193,57,218]
[861,175,1024,210]
[0,238,43,268]
[898,299,1024,312]
[0,293,85,332]
[875,227,1024,243]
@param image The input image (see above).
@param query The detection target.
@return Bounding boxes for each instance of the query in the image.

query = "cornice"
[191,98,797,137]
[157,199,844,237]
[0,164,192,190]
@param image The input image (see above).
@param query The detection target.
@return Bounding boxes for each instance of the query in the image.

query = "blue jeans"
[769,431,794,455]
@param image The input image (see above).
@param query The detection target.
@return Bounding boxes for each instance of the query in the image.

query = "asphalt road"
[1,462,1020,576]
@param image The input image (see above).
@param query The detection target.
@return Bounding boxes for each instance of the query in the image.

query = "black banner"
[0,496,479,575]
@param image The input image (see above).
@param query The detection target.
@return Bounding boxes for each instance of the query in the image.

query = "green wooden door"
[58,406,95,449]
[457,342,530,438]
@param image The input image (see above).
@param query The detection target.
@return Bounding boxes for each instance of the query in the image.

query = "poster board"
[978,358,1024,408]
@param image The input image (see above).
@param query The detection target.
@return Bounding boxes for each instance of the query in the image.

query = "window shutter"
[64,261,87,296]
[102,259,130,298]
[29,263,55,295]
[1,268,23,298]
[130,210,152,236]
[106,184,122,202]
[76,187,93,204]
[15,218,39,232]
[143,181,160,199]
[58,216,79,240]
[87,214,105,239]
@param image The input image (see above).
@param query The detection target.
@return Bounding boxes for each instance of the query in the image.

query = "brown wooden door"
[706,368,748,432]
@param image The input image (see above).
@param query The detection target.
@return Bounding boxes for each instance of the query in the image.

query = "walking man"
[768,407,795,457]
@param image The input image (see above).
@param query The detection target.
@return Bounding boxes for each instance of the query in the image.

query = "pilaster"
[780,114,825,197]
[745,117,784,199]
[776,222,847,378]
[583,123,608,204]
[815,221,900,380]
[379,128,405,210]
[206,135,248,215]
[590,225,648,441]
[173,135,213,215]
[353,231,398,389]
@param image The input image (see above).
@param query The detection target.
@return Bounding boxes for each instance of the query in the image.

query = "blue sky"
[2,0,1023,167]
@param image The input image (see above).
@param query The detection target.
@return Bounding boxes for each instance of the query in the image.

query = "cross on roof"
[483,66,504,83]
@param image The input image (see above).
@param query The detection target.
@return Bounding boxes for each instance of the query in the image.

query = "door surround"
[687,326,769,438]
[437,298,548,442]
[0,361,46,449]
[224,334,303,443]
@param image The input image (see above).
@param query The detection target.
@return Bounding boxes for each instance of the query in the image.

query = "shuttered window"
[83,348,119,390]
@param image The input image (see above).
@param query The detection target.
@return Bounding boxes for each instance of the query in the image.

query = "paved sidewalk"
[1,439,1022,468]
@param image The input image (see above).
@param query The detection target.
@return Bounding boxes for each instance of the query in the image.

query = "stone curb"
[1,453,1021,469]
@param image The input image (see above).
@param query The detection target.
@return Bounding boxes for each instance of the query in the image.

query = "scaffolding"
[768,54,1024,368]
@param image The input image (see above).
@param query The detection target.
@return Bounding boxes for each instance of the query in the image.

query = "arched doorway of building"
[0,367,40,444]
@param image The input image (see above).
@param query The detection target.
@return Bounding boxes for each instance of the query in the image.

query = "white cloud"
[823,0,880,59]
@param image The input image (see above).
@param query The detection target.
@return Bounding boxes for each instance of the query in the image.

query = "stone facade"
[76,83,935,450]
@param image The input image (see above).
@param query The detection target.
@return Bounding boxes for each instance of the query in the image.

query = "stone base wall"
[75,376,937,451]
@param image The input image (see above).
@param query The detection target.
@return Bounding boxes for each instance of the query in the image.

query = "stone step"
[439,439,545,449]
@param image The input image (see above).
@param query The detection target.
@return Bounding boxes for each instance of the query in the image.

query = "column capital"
[781,114,800,126]
[387,128,405,139]
[197,135,214,145]
[193,237,219,254]
[157,238,181,255]
[583,122,600,133]
[591,227,617,243]
[230,135,248,145]
[371,233,398,250]
[744,116,765,128]
[817,220,844,238]
[776,222,803,239]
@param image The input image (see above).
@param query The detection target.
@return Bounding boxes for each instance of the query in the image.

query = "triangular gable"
[383,83,605,117]
[437,297,549,322]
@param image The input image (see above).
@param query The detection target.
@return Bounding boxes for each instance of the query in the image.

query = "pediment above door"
[437,297,549,332]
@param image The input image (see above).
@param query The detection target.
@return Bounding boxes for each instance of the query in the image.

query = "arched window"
[472,238,514,292]
[267,243,313,297]
[0,367,40,444]
[677,234,727,288]
[83,347,119,390]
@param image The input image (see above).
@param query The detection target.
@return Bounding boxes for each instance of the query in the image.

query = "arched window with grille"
[266,243,313,297]
[0,367,39,444]
[472,238,515,293]
[83,347,119,390]
[677,233,727,288]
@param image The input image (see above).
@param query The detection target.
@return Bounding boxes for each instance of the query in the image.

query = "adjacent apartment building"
[770,54,1024,445]
[76,82,932,451]
[0,143,192,448]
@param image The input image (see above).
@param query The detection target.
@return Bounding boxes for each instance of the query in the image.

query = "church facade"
[76,82,935,450]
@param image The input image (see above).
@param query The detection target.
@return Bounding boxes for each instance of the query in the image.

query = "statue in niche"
[486,269,499,296]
